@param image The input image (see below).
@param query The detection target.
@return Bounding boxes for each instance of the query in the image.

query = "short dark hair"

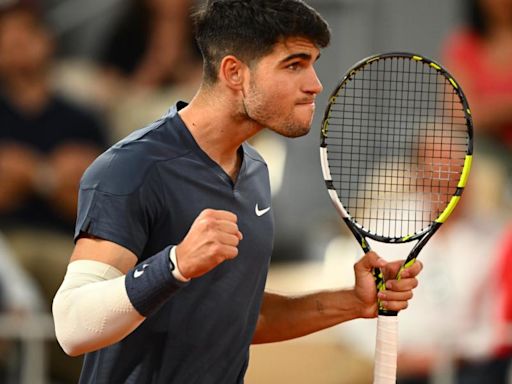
[467,0,486,36]
[193,0,331,84]
[0,2,46,30]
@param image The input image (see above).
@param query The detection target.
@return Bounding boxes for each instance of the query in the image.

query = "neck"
[178,86,262,180]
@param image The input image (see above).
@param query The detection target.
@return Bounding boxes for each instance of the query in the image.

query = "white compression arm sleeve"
[52,260,145,356]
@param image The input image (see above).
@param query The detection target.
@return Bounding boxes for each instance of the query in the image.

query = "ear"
[218,55,246,91]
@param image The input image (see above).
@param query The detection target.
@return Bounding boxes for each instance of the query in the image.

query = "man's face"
[241,37,323,138]
[0,10,52,77]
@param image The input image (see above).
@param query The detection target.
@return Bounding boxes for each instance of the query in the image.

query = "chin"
[279,124,311,138]
[266,114,314,138]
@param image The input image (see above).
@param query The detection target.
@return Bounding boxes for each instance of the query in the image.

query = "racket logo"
[255,204,271,217]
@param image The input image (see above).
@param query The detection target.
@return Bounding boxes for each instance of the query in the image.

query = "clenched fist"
[174,209,243,279]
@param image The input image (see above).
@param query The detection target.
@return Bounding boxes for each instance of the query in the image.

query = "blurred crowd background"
[0,0,511,383]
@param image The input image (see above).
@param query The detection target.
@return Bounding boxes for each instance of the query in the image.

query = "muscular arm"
[70,236,138,273]
[252,289,363,344]
[253,252,422,344]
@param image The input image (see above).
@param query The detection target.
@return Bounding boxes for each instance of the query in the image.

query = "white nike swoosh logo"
[133,264,149,278]
[255,204,271,217]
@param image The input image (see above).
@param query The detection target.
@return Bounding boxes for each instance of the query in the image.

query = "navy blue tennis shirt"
[75,101,274,383]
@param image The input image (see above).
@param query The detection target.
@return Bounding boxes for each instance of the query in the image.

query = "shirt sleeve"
[74,186,151,257]
[74,125,172,258]
[74,143,164,258]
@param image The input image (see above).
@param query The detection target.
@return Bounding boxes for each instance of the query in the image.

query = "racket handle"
[373,315,398,384]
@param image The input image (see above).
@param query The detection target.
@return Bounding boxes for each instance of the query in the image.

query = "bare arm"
[252,252,422,344]
[252,289,363,344]
[70,236,138,273]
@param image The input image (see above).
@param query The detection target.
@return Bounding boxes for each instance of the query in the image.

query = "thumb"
[355,251,387,273]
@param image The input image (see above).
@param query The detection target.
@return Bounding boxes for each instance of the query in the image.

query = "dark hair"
[467,0,486,36]
[0,2,46,29]
[193,0,331,84]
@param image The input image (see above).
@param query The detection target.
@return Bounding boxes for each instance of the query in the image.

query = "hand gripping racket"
[319,52,473,384]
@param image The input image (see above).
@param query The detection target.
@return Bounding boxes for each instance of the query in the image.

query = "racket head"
[320,52,473,245]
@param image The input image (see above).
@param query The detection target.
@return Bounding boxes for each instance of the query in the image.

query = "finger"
[378,289,413,302]
[399,260,423,278]
[217,232,241,247]
[355,251,386,272]
[209,220,243,241]
[384,259,422,280]
[213,220,240,235]
[220,245,239,260]
[384,260,404,278]
[379,299,409,312]
[385,277,419,292]
[202,209,238,222]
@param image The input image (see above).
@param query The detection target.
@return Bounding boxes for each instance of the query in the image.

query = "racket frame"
[319,51,474,383]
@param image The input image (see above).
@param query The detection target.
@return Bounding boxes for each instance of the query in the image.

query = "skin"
[69,37,422,350]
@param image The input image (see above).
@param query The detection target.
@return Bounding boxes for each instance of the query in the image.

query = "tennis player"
[52,1,422,383]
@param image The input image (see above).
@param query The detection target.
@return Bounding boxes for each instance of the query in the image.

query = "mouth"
[296,100,316,107]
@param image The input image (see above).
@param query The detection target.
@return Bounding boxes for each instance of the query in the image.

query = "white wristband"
[169,246,190,282]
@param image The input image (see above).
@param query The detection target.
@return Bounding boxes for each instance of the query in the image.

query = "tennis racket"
[319,52,473,384]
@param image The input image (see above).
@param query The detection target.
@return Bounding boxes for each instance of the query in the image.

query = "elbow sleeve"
[52,260,144,356]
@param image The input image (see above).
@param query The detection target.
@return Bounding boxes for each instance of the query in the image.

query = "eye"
[287,62,301,71]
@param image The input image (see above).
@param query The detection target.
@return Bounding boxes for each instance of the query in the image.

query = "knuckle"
[204,219,215,231]
[202,208,214,216]
[214,253,226,264]
[228,247,239,259]
[198,209,210,220]
[231,234,240,246]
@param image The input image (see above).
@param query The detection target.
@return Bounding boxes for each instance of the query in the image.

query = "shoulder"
[81,114,190,195]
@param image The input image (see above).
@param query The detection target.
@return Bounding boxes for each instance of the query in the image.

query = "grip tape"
[373,315,398,384]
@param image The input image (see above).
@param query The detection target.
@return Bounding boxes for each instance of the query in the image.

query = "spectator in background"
[491,223,512,381]
[392,182,505,384]
[0,231,45,381]
[0,1,107,303]
[100,0,202,90]
[93,0,203,140]
[442,0,512,207]
[0,3,108,382]
[443,0,512,148]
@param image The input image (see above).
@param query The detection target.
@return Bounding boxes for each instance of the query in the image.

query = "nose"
[307,68,323,95]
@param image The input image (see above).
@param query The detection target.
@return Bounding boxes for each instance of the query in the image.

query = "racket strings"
[325,57,468,239]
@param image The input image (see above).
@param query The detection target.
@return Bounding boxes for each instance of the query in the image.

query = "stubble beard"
[242,81,312,138]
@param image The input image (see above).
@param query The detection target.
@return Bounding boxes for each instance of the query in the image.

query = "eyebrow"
[280,52,322,64]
